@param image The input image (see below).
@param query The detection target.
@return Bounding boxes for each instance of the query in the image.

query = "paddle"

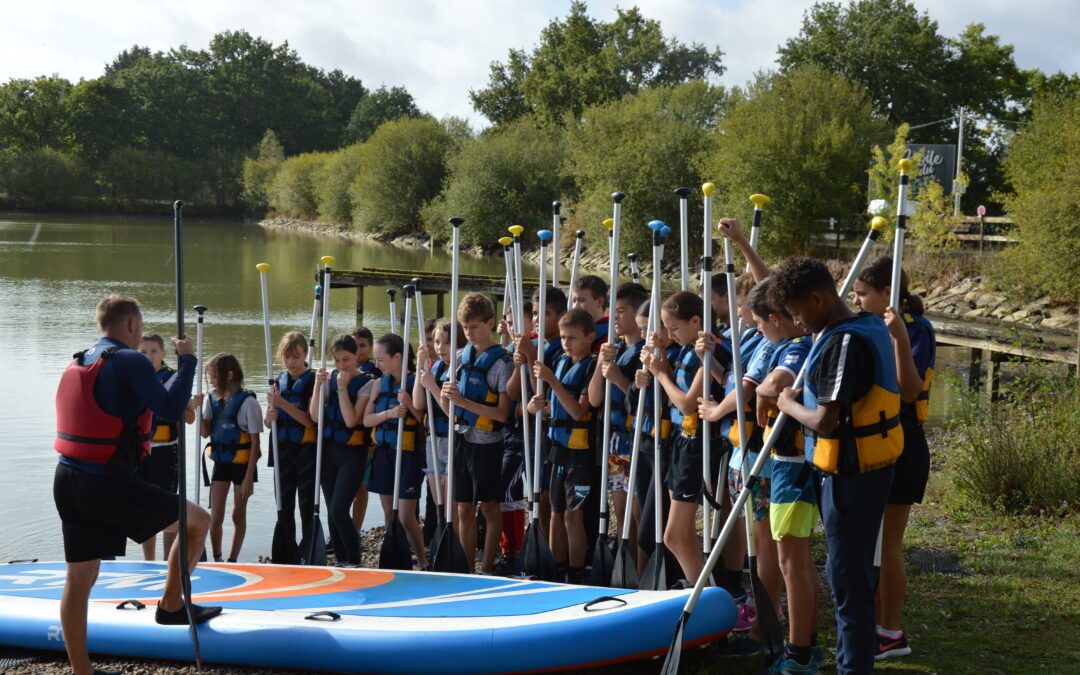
[380,285,416,570]
[306,283,322,367]
[568,229,585,292]
[747,194,770,270]
[432,218,470,574]
[675,187,691,292]
[257,263,290,564]
[640,219,670,592]
[387,288,398,335]
[627,252,640,285]
[699,184,716,572]
[551,201,562,288]
[192,305,207,507]
[171,200,202,667]
[659,216,890,675]
[722,204,784,662]
[298,256,334,567]
[515,225,556,582]
[413,278,445,561]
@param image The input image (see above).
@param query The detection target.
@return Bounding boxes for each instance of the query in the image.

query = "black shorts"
[889,420,930,505]
[53,462,179,563]
[666,432,704,503]
[452,436,503,504]
[211,461,258,486]
[137,443,179,493]
[369,444,425,499]
[550,463,597,513]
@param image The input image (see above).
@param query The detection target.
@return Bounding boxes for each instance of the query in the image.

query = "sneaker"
[768,653,818,674]
[811,644,826,666]
[715,635,762,657]
[492,554,517,576]
[733,598,757,632]
[875,631,912,660]
[154,602,222,626]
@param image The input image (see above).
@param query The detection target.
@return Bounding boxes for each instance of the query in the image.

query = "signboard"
[904,144,957,195]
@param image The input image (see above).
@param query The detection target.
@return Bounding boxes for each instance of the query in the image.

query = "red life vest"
[55,348,153,466]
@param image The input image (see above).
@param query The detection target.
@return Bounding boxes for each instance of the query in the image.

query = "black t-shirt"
[809,330,874,408]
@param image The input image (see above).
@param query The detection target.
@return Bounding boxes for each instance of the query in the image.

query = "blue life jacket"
[719,327,763,449]
[902,312,936,425]
[323,370,370,446]
[547,354,597,450]
[609,339,643,440]
[360,360,382,379]
[628,345,678,443]
[802,313,904,474]
[208,390,255,464]
[455,344,509,432]
[150,366,179,444]
[374,373,421,451]
[276,369,316,444]
[669,344,701,438]
[426,360,450,437]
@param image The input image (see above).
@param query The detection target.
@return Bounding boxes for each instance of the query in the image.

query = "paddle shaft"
[551,201,561,288]
[313,263,333,520]
[701,188,714,554]
[597,215,620,534]
[502,244,532,495]
[258,267,283,512]
[414,286,443,508]
[193,308,206,505]
[445,220,461,525]
[678,190,690,291]
[651,229,664,547]
[568,230,584,293]
[392,290,413,513]
[307,285,321,366]
[511,231,538,518]
[532,236,548,522]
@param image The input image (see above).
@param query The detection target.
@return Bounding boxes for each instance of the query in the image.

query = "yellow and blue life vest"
[628,345,678,442]
[207,389,255,464]
[902,312,936,425]
[426,360,451,437]
[719,328,763,449]
[762,335,811,458]
[276,369,316,444]
[150,366,179,444]
[609,339,643,442]
[374,373,420,451]
[802,313,904,474]
[455,344,510,432]
[547,354,597,451]
[324,370,370,447]
[669,344,701,438]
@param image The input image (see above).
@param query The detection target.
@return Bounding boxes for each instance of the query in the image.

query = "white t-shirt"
[202,392,263,434]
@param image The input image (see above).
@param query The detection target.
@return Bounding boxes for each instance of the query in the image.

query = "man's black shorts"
[452,436,503,504]
[137,443,179,493]
[53,462,179,563]
[550,463,597,513]
[211,461,258,486]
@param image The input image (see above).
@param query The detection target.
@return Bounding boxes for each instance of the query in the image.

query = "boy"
[440,294,514,574]
[571,274,609,354]
[772,257,903,675]
[350,326,379,531]
[528,308,597,584]
[137,332,195,561]
[749,279,823,673]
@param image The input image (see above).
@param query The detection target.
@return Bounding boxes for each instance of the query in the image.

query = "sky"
[3,0,1078,127]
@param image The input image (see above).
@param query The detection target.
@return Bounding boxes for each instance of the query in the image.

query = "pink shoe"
[733,598,757,631]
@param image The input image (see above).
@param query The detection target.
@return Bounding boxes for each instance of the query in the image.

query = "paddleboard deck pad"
[0,561,734,673]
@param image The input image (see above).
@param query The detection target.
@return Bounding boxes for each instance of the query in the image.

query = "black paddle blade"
[610,538,639,589]
[659,610,689,675]
[432,524,470,574]
[271,517,296,565]
[639,544,667,591]
[749,554,784,660]
[427,522,444,564]
[379,516,413,571]
[588,534,615,587]
[517,521,557,581]
[297,516,327,566]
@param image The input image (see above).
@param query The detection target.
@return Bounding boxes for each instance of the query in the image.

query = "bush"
[423,116,568,246]
[266,152,329,219]
[350,117,455,236]
[1,147,92,206]
[100,147,201,201]
[241,130,286,210]
[314,143,364,225]
[949,369,1079,515]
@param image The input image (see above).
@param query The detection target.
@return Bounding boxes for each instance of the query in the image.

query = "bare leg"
[60,559,100,675]
[564,510,586,567]
[753,517,783,620]
[876,504,912,630]
[456,502,477,571]
[228,483,248,561]
[380,494,394,525]
[141,535,157,561]
[778,535,817,647]
[664,498,704,582]
[162,526,177,560]
[478,501,502,572]
[160,500,211,612]
[400,499,428,567]
[549,510,568,564]
[539,492,552,539]
[352,484,369,530]
[208,481,229,559]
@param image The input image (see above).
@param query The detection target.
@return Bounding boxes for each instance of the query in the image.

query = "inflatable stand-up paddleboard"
[0,561,735,673]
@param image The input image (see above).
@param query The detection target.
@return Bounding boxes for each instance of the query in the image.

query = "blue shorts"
[368,444,424,500]
[769,456,818,540]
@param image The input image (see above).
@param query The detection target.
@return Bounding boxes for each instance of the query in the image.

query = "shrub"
[314,143,364,225]
[1,147,92,206]
[266,152,328,219]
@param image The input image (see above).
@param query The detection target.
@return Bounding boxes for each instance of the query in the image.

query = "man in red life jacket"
[53,295,220,675]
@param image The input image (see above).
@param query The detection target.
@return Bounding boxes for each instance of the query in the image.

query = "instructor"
[53,295,220,675]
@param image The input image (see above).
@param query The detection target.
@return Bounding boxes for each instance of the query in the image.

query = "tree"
[999,92,1080,300]
[266,152,329,219]
[696,66,887,257]
[349,117,455,236]
[471,2,724,127]
[0,76,73,156]
[100,147,200,201]
[321,69,366,144]
[423,116,568,246]
[313,143,365,224]
[241,129,286,210]
[566,81,727,258]
[344,85,422,144]
[1,147,91,206]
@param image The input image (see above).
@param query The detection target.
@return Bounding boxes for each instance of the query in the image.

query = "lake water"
[0,213,964,562]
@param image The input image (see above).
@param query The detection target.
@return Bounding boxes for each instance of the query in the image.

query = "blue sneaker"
[767,653,818,674]
[811,644,826,666]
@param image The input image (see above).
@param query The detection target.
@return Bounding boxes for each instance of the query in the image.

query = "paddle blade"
[517,521,557,581]
[749,554,785,660]
[297,516,327,566]
[432,524,471,574]
[427,522,444,564]
[588,535,615,587]
[379,518,413,571]
[610,539,639,589]
[659,610,689,675]
[639,545,667,591]
[271,518,297,565]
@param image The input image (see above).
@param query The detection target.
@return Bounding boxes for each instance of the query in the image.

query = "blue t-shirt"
[728,333,775,476]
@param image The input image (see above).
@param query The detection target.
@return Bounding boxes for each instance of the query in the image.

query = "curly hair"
[747,278,789,320]
[769,257,834,308]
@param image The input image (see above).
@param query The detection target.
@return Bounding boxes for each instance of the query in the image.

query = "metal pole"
[954,107,965,217]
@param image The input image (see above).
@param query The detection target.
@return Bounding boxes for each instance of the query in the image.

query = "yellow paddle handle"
[701,182,715,197]
[256,262,270,273]
[749,194,770,209]
[508,225,524,237]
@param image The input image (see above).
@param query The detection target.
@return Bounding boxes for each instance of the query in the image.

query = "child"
[364,333,427,568]
[198,353,262,563]
[137,332,196,560]
[641,291,705,582]
[350,327,380,530]
[496,303,533,574]
[309,334,372,566]
[772,257,903,674]
[264,331,316,564]
[415,318,458,547]
[441,293,514,574]
[588,282,648,561]
[571,274,610,354]
[528,308,597,584]
[749,278,823,673]
[853,256,934,661]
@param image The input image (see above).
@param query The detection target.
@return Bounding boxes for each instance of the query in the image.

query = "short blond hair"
[96,295,142,330]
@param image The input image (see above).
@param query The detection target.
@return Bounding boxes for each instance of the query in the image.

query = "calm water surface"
[0,214,963,562]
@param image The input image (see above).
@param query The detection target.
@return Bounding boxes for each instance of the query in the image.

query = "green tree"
[1,147,91,205]
[314,143,365,224]
[697,66,886,256]
[424,116,568,246]
[566,81,727,258]
[0,76,74,155]
[241,129,286,209]
[471,2,724,127]
[344,85,422,144]
[100,147,200,201]
[349,117,455,236]
[999,92,1080,300]
[266,151,329,219]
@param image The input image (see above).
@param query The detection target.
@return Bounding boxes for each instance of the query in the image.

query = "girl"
[198,353,261,563]
[364,334,427,568]
[264,331,316,564]
[414,318,455,527]
[309,334,372,567]
[853,257,934,661]
[641,291,705,582]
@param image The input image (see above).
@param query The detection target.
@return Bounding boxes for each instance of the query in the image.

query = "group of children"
[133,215,935,675]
